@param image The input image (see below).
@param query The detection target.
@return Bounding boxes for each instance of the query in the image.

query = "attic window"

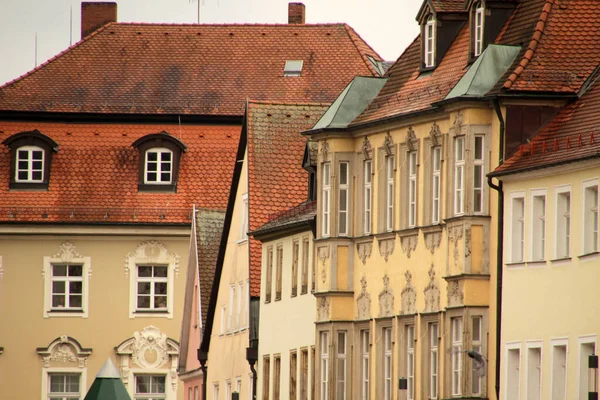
[424,15,436,68]
[473,2,484,57]
[284,60,303,76]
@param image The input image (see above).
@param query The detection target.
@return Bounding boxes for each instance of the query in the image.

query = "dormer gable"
[465,0,518,60]
[416,0,468,70]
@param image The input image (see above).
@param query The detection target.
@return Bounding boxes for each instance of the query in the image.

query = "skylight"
[284,60,303,76]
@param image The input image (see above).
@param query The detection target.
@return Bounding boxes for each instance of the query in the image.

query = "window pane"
[139,266,152,277]
[53,265,67,276]
[136,375,150,393]
[146,172,157,182]
[18,150,29,159]
[155,282,168,295]
[32,171,42,181]
[138,282,151,294]
[32,151,44,160]
[161,172,171,182]
[147,152,158,162]
[17,171,28,180]
[155,296,167,308]
[474,136,484,160]
[50,375,65,393]
[154,266,168,277]
[339,163,348,185]
[70,281,83,294]
[147,162,157,172]
[69,295,83,308]
[68,265,83,276]
[52,281,66,293]
[161,152,172,162]
[137,296,150,308]
[52,295,66,308]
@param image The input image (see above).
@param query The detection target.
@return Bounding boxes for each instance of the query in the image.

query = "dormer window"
[473,2,484,57]
[424,15,436,68]
[2,129,58,190]
[132,131,187,192]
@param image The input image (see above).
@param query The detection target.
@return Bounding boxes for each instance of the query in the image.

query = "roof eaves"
[489,153,600,178]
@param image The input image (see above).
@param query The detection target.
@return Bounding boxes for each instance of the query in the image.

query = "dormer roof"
[417,0,467,21]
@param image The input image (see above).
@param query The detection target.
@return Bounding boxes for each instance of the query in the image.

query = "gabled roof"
[251,200,316,239]
[247,101,328,296]
[491,71,600,177]
[0,23,381,116]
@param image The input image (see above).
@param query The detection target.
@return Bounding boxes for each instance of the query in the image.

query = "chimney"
[288,3,306,25]
[81,2,117,39]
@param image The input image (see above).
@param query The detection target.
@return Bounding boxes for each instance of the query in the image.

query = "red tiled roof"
[0,122,239,223]
[431,0,466,13]
[247,101,327,296]
[502,0,600,93]
[493,74,600,176]
[0,23,381,116]
[252,200,316,237]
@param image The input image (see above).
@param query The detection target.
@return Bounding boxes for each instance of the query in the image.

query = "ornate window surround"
[43,242,91,318]
[399,127,420,230]
[423,122,446,226]
[377,132,397,234]
[356,136,374,237]
[125,241,180,319]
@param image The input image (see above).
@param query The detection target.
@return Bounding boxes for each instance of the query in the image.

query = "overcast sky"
[0,0,422,86]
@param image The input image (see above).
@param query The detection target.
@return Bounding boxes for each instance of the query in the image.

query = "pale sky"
[0,0,422,86]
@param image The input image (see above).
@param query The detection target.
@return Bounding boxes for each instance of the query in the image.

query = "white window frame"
[582,179,599,255]
[15,145,45,182]
[473,135,485,214]
[133,374,167,400]
[43,369,86,400]
[43,242,91,319]
[408,152,417,228]
[360,330,370,400]
[451,317,463,396]
[406,325,415,400]
[228,284,235,332]
[454,137,465,216]
[471,317,483,396]
[386,156,395,232]
[135,265,169,312]
[320,331,329,400]
[226,380,232,400]
[338,162,349,236]
[530,189,547,262]
[322,163,331,237]
[383,327,393,400]
[144,147,173,184]
[237,281,243,330]
[555,185,572,259]
[429,322,439,400]
[550,338,568,400]
[220,305,226,335]
[578,335,597,400]
[425,15,436,67]
[364,160,373,235]
[126,241,178,319]
[509,192,526,264]
[432,146,442,224]
[336,331,347,400]
[236,376,242,396]
[213,383,220,400]
[474,2,484,57]
[504,342,521,400]
[239,193,249,242]
[525,341,542,400]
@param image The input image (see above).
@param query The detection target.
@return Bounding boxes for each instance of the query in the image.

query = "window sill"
[236,238,248,245]
[133,310,170,318]
[46,310,85,317]
[526,260,547,268]
[550,257,572,267]
[579,252,600,262]
[505,261,526,269]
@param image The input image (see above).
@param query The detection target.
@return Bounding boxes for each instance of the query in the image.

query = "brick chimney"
[81,2,117,39]
[288,3,306,24]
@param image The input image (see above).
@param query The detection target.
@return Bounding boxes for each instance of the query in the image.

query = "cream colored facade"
[0,227,189,400]
[499,160,600,400]
[257,229,317,400]
[206,151,252,400]
[309,105,502,400]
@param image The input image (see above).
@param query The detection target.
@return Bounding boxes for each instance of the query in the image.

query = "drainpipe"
[197,350,208,400]
[491,98,505,400]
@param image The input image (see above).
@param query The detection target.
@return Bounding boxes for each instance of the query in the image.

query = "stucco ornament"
[378,237,395,262]
[424,230,442,254]
[357,241,373,265]
[429,121,442,145]
[400,270,417,315]
[37,336,91,369]
[400,234,418,258]
[320,140,330,159]
[447,280,464,307]
[356,276,371,320]
[44,242,91,279]
[124,240,180,278]
[448,224,464,267]
[317,246,330,283]
[451,110,465,135]
[424,264,440,312]
[464,225,472,259]
[383,131,394,156]
[405,126,418,151]
[361,136,372,160]
[317,296,330,321]
[379,274,395,317]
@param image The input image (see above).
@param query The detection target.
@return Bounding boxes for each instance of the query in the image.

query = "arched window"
[473,2,484,57]
[424,15,436,68]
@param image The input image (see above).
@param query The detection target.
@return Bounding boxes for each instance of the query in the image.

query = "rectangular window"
[16,146,44,182]
[432,146,442,224]
[275,246,283,301]
[551,343,567,400]
[213,383,219,400]
[240,193,249,241]
[556,189,571,258]
[51,264,83,310]
[511,196,525,263]
[531,193,546,261]
[135,375,166,399]
[364,160,373,235]
[429,323,439,400]
[322,163,331,237]
[584,182,599,254]
[145,148,172,184]
[136,265,168,310]
[236,377,242,396]
[474,4,484,56]
[301,238,309,295]
[220,305,226,335]
[506,347,521,400]
[406,325,415,400]
[290,351,298,400]
[249,374,253,400]
[48,373,80,400]
[292,241,299,297]
[336,331,347,400]
[228,285,235,332]
[451,317,463,396]
[237,282,243,329]
[408,152,417,228]
[383,327,392,400]
[454,137,465,215]
[300,348,309,400]
[339,162,349,236]
[527,346,541,400]
[226,381,232,400]
[189,387,193,400]
[320,332,329,400]
[361,330,370,400]
[195,386,199,400]
[263,356,270,400]
[266,247,273,303]
[425,16,436,67]
[579,341,596,400]
[386,156,395,232]
[473,136,484,213]
[471,317,482,395]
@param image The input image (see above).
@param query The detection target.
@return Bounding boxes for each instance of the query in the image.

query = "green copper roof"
[445,44,521,100]
[311,76,387,131]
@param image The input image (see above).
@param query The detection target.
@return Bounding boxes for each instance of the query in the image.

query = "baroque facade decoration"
[423,228,442,254]
[399,233,418,258]
[423,264,440,312]
[356,240,373,265]
[400,270,417,315]
[448,224,464,267]
[356,276,371,320]
[43,242,91,279]
[378,237,395,262]
[361,136,372,160]
[378,274,395,317]
[124,240,180,279]
[447,280,464,307]
[317,296,330,322]
[383,131,394,156]
[317,245,330,283]
[37,336,92,368]
[320,140,330,159]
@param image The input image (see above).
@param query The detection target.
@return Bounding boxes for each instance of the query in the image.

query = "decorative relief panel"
[424,230,442,254]
[356,276,371,320]
[357,241,373,265]
[400,270,417,315]
[44,242,91,279]
[404,126,418,151]
[447,280,464,307]
[317,296,330,322]
[400,233,418,258]
[450,110,466,136]
[124,241,180,279]
[37,336,92,369]
[464,224,472,259]
[378,237,395,262]
[429,121,442,145]
[379,274,395,317]
[320,140,330,159]
[383,131,394,156]
[317,246,330,283]
[361,136,372,160]
[448,224,464,267]
[423,264,440,312]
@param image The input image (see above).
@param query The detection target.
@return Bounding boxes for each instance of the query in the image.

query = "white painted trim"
[554,185,572,260]
[127,368,177,400]
[507,191,526,265]
[41,366,88,400]
[549,338,569,400]
[529,188,547,263]
[504,341,522,400]
[581,179,599,256]
[577,335,597,400]
[525,341,543,400]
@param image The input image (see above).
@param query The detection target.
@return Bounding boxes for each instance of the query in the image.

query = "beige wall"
[0,230,189,400]
[500,162,600,400]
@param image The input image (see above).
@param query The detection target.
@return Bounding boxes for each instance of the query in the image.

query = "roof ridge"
[0,21,115,89]
[342,23,383,77]
[111,22,348,28]
[247,100,331,107]
[503,0,554,90]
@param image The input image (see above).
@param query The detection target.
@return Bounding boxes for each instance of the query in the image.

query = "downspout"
[197,350,208,400]
[490,98,505,400]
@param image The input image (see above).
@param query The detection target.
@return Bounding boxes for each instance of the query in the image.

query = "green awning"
[445,44,521,100]
[84,358,131,400]
[311,76,387,131]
